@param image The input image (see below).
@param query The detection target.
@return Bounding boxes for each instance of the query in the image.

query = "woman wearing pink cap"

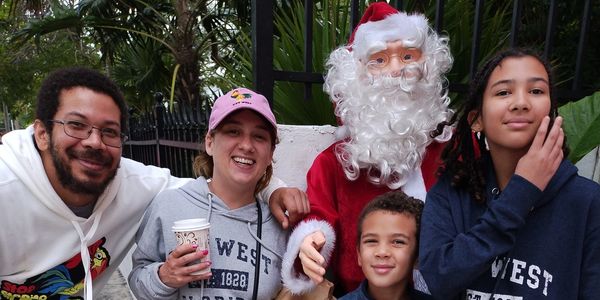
[129,88,289,299]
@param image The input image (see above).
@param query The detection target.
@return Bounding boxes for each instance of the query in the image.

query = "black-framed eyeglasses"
[49,120,127,148]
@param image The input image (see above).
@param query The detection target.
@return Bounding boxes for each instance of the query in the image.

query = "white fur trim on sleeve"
[281,219,336,295]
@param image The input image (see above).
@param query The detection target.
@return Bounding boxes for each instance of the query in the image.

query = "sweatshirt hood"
[536,160,578,208]
[485,154,577,209]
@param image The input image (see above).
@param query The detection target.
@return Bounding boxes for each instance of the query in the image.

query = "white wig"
[324,22,454,189]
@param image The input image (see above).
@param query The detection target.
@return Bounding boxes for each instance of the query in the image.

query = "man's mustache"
[67,148,113,166]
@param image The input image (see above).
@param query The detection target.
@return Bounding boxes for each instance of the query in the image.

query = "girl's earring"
[474,130,489,151]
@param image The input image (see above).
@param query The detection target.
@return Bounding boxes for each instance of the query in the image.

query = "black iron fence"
[253,0,595,103]
[123,93,207,178]
[125,0,595,176]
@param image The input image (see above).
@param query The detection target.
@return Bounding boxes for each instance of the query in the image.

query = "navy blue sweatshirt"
[419,157,600,299]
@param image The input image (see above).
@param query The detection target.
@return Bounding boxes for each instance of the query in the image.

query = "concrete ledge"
[575,147,600,182]
[272,124,337,190]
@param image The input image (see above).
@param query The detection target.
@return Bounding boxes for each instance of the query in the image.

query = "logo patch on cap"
[231,89,252,102]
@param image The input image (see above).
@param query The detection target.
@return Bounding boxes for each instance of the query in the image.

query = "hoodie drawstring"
[245,222,282,260]
[251,200,262,300]
[207,193,213,222]
[71,211,103,300]
[198,194,215,300]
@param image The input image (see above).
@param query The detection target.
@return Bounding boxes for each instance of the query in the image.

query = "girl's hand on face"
[515,116,564,191]
[158,244,212,288]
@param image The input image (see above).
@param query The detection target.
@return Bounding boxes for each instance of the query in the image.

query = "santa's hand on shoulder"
[299,231,326,283]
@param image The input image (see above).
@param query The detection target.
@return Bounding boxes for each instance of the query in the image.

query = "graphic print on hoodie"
[1,238,110,300]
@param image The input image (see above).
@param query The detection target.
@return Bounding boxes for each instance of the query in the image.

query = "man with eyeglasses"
[0,67,308,299]
[281,2,454,297]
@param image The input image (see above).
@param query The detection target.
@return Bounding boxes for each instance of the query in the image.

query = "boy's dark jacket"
[339,280,433,300]
[419,156,600,299]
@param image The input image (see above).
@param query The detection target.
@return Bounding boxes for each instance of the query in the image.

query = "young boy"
[340,191,432,300]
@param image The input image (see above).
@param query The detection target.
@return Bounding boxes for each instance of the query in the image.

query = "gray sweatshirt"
[128,177,288,300]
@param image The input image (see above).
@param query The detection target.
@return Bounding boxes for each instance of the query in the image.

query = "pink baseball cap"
[208,88,277,130]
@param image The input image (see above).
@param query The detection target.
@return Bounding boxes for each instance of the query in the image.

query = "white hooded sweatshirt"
[0,126,192,299]
[0,127,284,299]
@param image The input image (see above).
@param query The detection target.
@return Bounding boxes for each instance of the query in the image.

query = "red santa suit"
[281,2,453,295]
[309,141,444,292]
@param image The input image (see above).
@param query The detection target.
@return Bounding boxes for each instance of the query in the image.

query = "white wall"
[575,147,600,182]
[272,124,338,190]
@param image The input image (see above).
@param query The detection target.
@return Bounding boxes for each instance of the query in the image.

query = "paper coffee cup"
[172,218,211,275]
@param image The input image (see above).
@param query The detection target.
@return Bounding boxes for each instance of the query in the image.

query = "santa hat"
[348,2,429,61]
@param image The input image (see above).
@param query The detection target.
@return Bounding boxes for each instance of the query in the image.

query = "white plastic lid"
[172,218,210,231]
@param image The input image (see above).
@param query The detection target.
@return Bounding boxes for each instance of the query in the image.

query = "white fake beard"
[325,48,451,189]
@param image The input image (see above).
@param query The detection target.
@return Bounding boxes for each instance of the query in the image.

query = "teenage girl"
[418,48,600,299]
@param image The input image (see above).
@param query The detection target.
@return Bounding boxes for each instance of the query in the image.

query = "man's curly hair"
[36,67,128,133]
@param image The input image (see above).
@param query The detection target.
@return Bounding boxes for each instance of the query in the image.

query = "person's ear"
[33,120,51,151]
[205,133,214,156]
[412,255,419,270]
[468,110,483,133]
[356,246,362,267]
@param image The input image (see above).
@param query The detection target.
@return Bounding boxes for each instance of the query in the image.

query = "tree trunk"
[173,0,201,107]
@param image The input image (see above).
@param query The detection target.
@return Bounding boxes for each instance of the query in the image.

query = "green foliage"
[0,8,99,126]
[3,0,599,135]
[559,92,600,163]
[270,1,348,125]
[216,1,356,125]
[518,0,600,97]
[397,0,512,105]
[217,0,516,124]
[110,37,172,111]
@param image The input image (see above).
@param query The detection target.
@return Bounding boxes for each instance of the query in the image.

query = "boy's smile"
[357,210,418,293]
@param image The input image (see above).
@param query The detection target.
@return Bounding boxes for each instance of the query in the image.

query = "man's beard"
[49,138,117,196]
[325,48,451,189]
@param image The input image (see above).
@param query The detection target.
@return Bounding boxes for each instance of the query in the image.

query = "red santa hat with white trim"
[348,2,429,61]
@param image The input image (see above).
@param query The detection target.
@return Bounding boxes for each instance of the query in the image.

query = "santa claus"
[281,2,454,295]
